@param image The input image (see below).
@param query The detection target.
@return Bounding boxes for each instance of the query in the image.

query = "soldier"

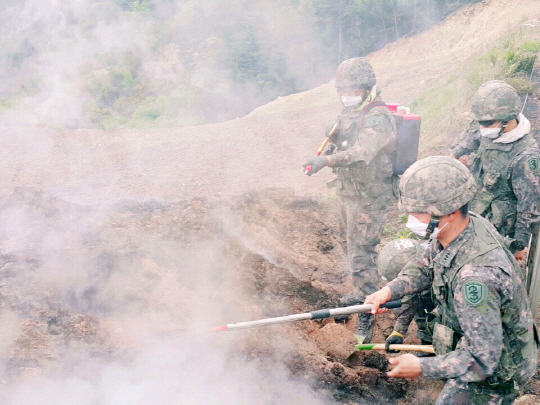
[449,80,540,261]
[378,238,434,354]
[302,58,397,343]
[366,156,538,404]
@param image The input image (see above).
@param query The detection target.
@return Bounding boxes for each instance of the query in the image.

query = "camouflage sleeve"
[393,295,418,336]
[386,261,433,299]
[510,149,540,251]
[420,264,511,382]
[448,122,481,158]
[386,248,434,299]
[330,108,396,167]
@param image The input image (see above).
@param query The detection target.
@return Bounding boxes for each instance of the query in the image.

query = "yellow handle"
[316,124,338,155]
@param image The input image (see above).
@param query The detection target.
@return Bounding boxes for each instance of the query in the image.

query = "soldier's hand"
[385,331,404,353]
[515,249,526,261]
[365,286,392,314]
[458,155,468,167]
[387,354,422,379]
[303,156,330,176]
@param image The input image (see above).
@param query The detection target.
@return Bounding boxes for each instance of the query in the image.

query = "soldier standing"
[303,58,397,343]
[377,238,434,355]
[366,156,538,404]
[450,80,540,260]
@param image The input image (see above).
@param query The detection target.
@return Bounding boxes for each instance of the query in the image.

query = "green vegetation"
[1,0,482,129]
[383,214,418,240]
[410,30,540,153]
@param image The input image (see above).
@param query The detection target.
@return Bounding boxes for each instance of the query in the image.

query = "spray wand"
[304,124,338,174]
[212,300,402,332]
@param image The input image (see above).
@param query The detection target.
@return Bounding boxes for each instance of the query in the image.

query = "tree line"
[1,0,481,128]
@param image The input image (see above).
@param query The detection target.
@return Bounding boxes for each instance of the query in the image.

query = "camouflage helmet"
[378,238,421,281]
[471,80,521,122]
[334,58,376,89]
[398,156,477,217]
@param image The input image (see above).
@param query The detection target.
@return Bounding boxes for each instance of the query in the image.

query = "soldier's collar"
[434,222,473,267]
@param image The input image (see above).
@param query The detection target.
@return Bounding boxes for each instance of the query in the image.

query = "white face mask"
[406,215,449,240]
[341,95,363,107]
[480,127,501,139]
[406,215,428,238]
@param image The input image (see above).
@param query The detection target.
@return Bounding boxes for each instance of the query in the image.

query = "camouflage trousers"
[338,196,386,301]
[436,379,519,405]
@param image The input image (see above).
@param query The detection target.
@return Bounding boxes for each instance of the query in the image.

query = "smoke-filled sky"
[0,0,329,128]
[0,0,475,129]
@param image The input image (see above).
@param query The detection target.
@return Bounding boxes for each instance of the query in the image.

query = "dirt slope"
[2,1,540,403]
[1,0,539,205]
[0,187,442,404]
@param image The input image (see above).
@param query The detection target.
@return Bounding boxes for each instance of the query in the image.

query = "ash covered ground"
[0,187,450,404]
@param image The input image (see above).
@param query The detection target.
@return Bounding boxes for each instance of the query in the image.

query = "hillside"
[1,1,540,404]
[0,0,539,205]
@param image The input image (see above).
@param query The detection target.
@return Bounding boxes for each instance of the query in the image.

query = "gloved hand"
[303,156,330,176]
[385,330,404,353]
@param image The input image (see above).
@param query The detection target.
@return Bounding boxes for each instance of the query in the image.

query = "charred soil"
[0,187,448,404]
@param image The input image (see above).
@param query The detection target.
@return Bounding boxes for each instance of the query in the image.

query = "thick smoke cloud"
[1,0,473,129]
[0,0,151,128]
[0,189,335,404]
[0,0,331,128]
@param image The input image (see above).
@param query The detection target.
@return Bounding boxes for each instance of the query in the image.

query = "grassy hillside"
[412,28,540,155]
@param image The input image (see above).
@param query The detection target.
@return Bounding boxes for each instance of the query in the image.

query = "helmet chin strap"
[425,216,441,240]
[499,122,508,135]
[498,116,516,135]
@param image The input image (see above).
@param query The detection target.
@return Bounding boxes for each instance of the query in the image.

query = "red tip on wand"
[212,325,229,332]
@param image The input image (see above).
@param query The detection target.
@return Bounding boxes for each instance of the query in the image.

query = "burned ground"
[0,187,449,404]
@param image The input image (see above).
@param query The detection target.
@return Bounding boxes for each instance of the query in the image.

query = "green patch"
[365,115,381,127]
[528,157,539,172]
[463,280,487,307]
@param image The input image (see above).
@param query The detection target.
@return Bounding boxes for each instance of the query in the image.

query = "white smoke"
[0,187,335,405]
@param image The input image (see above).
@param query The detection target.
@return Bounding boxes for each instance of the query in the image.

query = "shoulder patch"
[365,115,381,127]
[463,280,488,306]
[528,157,539,172]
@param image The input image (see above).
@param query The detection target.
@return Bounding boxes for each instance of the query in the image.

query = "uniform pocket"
[489,200,517,231]
[432,323,456,355]
[483,170,500,187]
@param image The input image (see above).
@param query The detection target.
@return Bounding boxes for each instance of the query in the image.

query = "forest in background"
[0,0,481,129]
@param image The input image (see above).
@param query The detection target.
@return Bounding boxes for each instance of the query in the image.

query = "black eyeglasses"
[478,119,497,127]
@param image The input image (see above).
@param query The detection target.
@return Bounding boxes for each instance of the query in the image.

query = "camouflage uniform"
[303,58,397,343]
[450,80,540,253]
[393,291,434,342]
[387,156,538,404]
[378,239,434,344]
[330,59,397,303]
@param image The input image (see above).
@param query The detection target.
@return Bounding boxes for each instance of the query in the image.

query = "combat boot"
[355,312,375,344]
[335,289,364,324]
[339,289,363,307]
